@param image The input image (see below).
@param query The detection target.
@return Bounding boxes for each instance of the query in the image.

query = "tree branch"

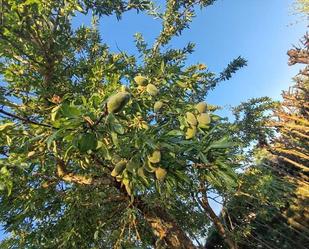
[0,108,52,128]
[55,158,112,186]
[199,182,237,249]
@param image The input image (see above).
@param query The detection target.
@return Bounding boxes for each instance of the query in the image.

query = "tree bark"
[200,196,237,249]
[56,157,197,248]
[135,199,197,249]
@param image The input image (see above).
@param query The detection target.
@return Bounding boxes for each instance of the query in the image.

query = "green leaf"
[199,152,209,164]
[111,132,119,147]
[166,130,183,136]
[174,170,191,185]
[99,143,111,160]
[81,96,87,106]
[90,94,101,108]
[0,166,9,176]
[206,136,233,151]
[51,105,61,121]
[75,3,83,12]
[77,133,98,153]
[108,114,124,134]
[64,146,74,161]
[60,104,81,118]
[94,230,99,240]
[6,181,13,196]
[113,123,124,135]
[46,129,63,149]
[0,122,14,131]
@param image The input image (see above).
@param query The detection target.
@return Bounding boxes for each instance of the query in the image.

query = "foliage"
[232,97,277,148]
[269,34,309,237]
[0,1,249,248]
[206,165,298,249]
[206,33,309,249]
[295,0,309,13]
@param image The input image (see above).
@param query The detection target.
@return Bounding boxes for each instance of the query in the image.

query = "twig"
[0,108,52,128]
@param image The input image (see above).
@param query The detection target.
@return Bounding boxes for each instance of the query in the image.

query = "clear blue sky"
[0,0,307,241]
[93,0,306,118]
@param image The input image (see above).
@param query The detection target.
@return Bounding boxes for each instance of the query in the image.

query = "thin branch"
[93,104,108,127]
[0,108,52,128]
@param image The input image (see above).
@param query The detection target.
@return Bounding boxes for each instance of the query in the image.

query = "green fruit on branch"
[197,113,211,128]
[111,160,126,177]
[154,101,164,112]
[107,92,130,113]
[148,150,161,164]
[155,167,167,181]
[186,112,197,126]
[134,75,148,86]
[146,84,159,96]
[195,102,207,113]
[185,126,197,139]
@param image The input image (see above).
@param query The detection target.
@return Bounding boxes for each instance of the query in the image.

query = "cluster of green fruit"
[106,75,164,117]
[134,75,159,97]
[146,150,167,181]
[134,75,165,113]
[185,102,211,139]
[110,159,135,195]
[110,149,167,195]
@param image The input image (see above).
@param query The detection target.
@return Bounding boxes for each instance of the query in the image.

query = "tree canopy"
[0,1,307,249]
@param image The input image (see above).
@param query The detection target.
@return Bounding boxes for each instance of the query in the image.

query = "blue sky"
[93,0,306,118]
[0,0,307,242]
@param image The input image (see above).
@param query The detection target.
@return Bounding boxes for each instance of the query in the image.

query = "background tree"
[206,27,309,249]
[269,33,308,234]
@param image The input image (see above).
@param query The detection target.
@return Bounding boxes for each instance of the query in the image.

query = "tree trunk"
[91,157,196,248]
[201,196,237,249]
[135,199,197,249]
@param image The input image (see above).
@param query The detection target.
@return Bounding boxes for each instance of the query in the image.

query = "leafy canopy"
[0,0,247,248]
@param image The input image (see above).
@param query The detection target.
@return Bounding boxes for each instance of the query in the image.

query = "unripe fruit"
[155,167,167,181]
[107,92,130,113]
[27,151,35,158]
[134,75,148,86]
[185,126,197,139]
[186,112,197,126]
[197,113,211,128]
[146,84,159,96]
[154,101,164,112]
[195,102,207,113]
[148,150,161,164]
[111,161,126,177]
